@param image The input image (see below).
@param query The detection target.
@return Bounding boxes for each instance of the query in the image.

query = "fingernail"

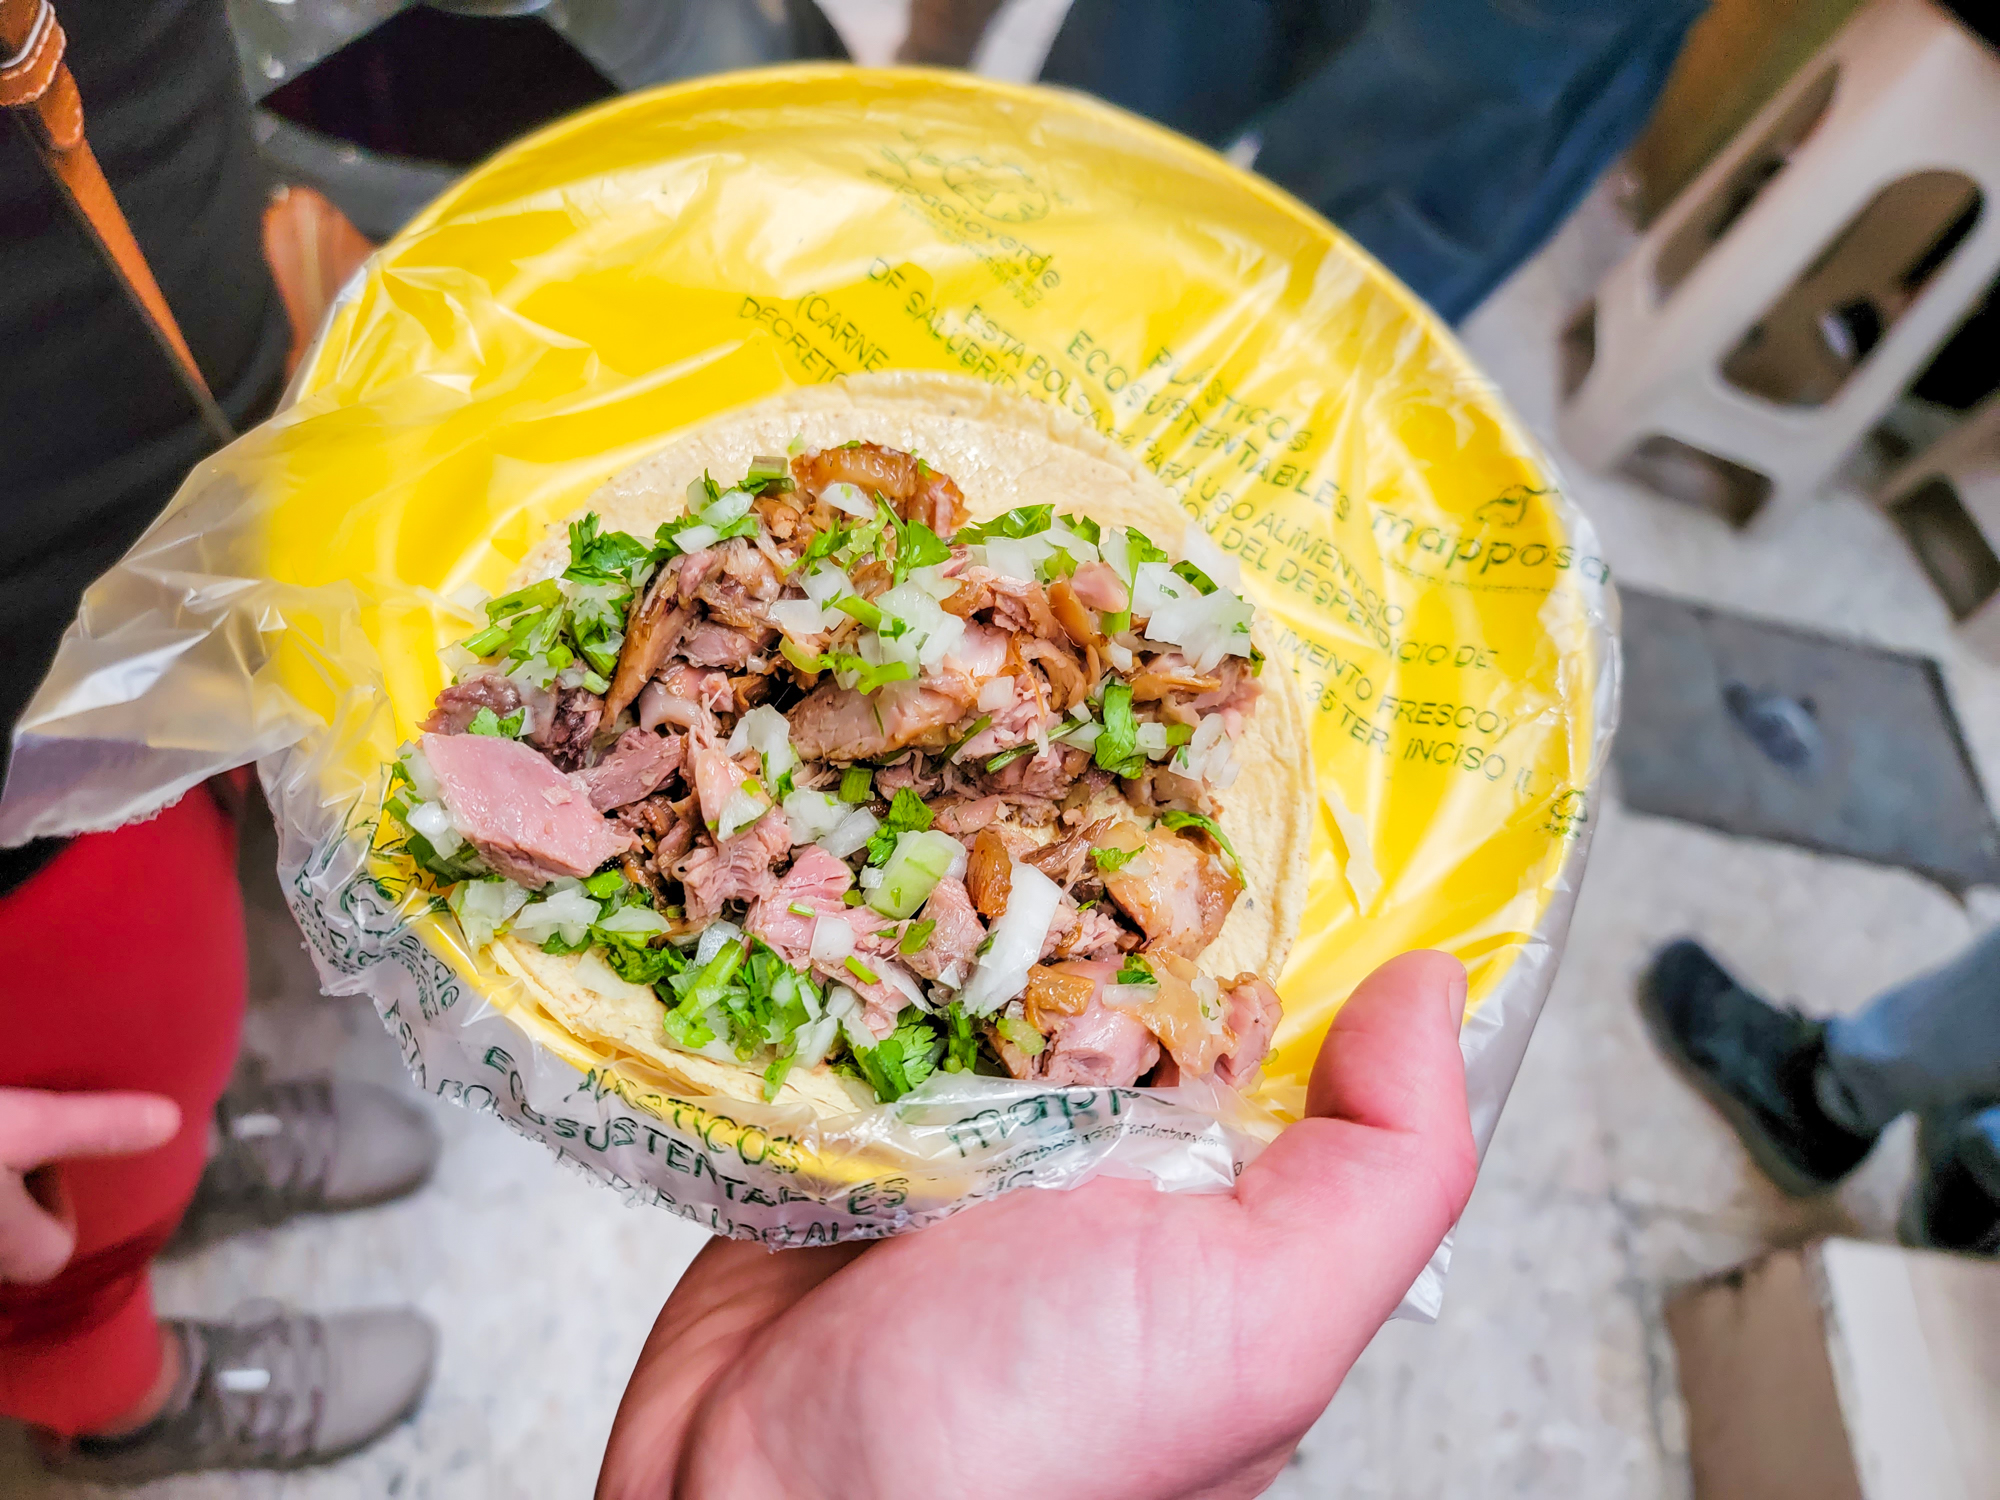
[1446,970,1467,1027]
[145,1099,181,1136]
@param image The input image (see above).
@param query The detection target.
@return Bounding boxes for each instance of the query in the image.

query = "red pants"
[0,794,245,1434]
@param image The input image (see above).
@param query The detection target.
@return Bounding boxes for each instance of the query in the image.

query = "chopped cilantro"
[984,745,1035,773]
[852,1014,944,1100]
[1123,527,1169,570]
[1099,609,1132,637]
[1094,682,1142,776]
[583,869,626,899]
[1092,844,1141,873]
[1160,810,1241,868]
[865,787,933,864]
[940,1002,980,1073]
[565,514,652,581]
[466,706,524,738]
[843,890,865,906]
[1060,513,1102,543]
[839,766,874,803]
[899,918,936,955]
[1172,559,1219,595]
[880,500,951,585]
[483,578,562,622]
[789,901,816,917]
[1115,956,1155,986]
[844,955,879,986]
[955,504,1052,544]
[457,622,510,658]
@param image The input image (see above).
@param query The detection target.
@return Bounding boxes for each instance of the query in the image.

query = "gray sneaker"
[180,1072,441,1242]
[38,1306,437,1483]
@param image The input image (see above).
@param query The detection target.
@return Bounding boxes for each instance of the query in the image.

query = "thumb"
[0,1089,183,1172]
[1237,949,1477,1302]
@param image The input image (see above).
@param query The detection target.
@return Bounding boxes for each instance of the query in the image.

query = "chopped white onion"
[1180,526,1244,590]
[510,888,601,943]
[448,878,531,950]
[983,536,1037,582]
[1133,562,1254,673]
[978,675,1017,712]
[407,799,463,856]
[818,806,880,860]
[822,481,876,518]
[700,488,754,528]
[770,599,835,638]
[596,905,668,936]
[808,915,857,964]
[1102,527,1134,582]
[729,704,797,785]
[876,581,965,669]
[1136,721,1170,757]
[881,962,929,1014]
[439,643,480,679]
[955,862,1061,1016]
[695,918,744,966]
[674,523,720,554]
[399,743,442,801]
[791,1015,839,1070]
[904,563,960,600]
[716,786,769,840]
[1055,719,1101,750]
[782,787,846,843]
[800,564,853,605]
[858,866,885,891]
[1107,642,1134,673]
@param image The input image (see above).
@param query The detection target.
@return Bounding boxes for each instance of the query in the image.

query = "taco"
[382,373,1312,1113]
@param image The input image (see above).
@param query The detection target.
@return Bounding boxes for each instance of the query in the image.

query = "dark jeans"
[1818,930,2000,1202]
[1041,0,1710,323]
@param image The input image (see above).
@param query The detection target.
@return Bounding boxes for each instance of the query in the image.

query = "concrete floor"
[8,26,2000,1500]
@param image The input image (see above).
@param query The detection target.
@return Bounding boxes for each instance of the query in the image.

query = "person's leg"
[1902,1105,2000,1255]
[1813,924,2000,1137]
[1246,0,1709,321]
[0,793,247,1435]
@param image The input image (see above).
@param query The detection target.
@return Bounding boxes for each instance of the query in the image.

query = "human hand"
[0,1087,181,1285]
[599,950,1477,1500]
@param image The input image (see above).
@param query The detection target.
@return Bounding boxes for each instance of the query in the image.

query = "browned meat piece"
[695,539,784,630]
[752,494,806,541]
[997,959,1160,1087]
[638,663,729,736]
[903,875,984,982]
[963,829,1013,920]
[676,547,724,604]
[679,621,771,671]
[1101,826,1241,957]
[529,687,604,772]
[934,795,1003,836]
[943,567,1064,639]
[605,563,690,721]
[1023,962,1097,1031]
[669,808,791,923]
[982,745,1089,805]
[787,674,979,762]
[577,728,684,813]
[791,441,967,535]
[422,731,633,887]
[1021,817,1116,890]
[1188,655,1262,723]
[873,755,939,800]
[1106,951,1230,1077]
[1128,659,1222,703]
[1068,561,1128,614]
[1047,578,1105,651]
[1214,974,1282,1086]
[1018,636,1089,713]
[418,673,524,735]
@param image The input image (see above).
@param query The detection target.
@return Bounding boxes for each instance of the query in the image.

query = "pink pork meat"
[421,732,633,887]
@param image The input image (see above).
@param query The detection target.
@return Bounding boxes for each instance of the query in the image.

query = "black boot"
[1638,940,1878,1196]
[1902,1109,2000,1256]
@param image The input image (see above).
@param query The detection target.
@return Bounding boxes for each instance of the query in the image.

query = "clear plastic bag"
[2,69,1616,1318]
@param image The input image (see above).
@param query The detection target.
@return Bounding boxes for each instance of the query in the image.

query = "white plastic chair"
[1557,0,2000,525]
[1878,393,2000,654]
